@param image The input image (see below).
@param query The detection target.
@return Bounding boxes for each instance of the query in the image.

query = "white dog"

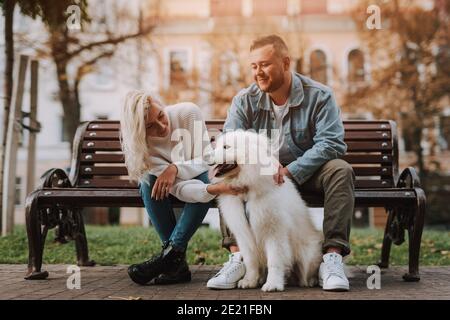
[208,130,323,292]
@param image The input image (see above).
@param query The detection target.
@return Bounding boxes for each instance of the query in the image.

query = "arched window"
[310,50,327,84]
[348,49,365,83]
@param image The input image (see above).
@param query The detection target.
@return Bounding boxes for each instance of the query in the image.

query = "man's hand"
[273,164,293,185]
[207,183,248,196]
[152,164,178,200]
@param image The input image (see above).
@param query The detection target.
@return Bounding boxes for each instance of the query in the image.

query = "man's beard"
[257,71,284,93]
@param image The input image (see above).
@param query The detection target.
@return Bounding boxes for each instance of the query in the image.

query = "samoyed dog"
[208,130,323,292]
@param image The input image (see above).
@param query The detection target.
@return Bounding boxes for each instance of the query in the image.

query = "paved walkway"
[1,264,449,300]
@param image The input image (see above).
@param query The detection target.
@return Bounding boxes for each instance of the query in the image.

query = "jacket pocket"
[292,129,313,151]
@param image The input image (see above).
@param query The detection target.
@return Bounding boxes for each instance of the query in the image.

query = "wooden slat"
[77,179,137,188]
[82,129,392,142]
[80,166,128,176]
[346,141,392,151]
[80,153,124,163]
[344,131,391,140]
[36,188,417,208]
[82,141,122,151]
[353,166,393,176]
[81,139,393,152]
[76,178,393,189]
[84,131,120,139]
[355,180,393,188]
[85,122,392,132]
[343,123,391,131]
[88,123,120,130]
[341,154,393,164]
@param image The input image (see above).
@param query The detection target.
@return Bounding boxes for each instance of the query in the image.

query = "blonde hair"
[120,90,155,182]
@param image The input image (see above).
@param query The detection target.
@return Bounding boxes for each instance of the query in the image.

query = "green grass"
[1,225,449,266]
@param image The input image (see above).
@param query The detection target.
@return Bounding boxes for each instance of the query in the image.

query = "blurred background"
[0,0,449,231]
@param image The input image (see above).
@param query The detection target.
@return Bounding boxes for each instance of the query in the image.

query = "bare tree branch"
[67,25,155,61]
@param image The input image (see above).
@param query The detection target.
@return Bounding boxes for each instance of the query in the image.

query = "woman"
[120,91,244,285]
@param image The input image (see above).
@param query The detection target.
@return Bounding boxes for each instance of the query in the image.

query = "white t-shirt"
[271,101,293,164]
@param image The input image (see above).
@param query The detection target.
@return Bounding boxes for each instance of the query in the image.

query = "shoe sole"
[318,279,349,292]
[128,270,153,285]
[206,282,238,290]
[154,272,192,285]
[127,271,156,286]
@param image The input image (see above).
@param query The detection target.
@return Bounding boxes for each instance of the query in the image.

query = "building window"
[310,50,328,85]
[210,0,242,16]
[296,58,304,74]
[169,50,189,87]
[348,49,365,83]
[15,177,22,205]
[252,0,286,16]
[301,0,328,14]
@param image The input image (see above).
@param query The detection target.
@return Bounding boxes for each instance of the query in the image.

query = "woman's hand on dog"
[152,164,178,200]
[207,183,248,196]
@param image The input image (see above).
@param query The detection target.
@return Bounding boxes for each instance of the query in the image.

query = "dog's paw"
[261,281,284,292]
[238,277,258,289]
[307,277,319,288]
[300,276,319,288]
[257,277,266,286]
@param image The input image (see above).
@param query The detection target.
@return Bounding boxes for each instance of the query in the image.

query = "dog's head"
[206,130,278,183]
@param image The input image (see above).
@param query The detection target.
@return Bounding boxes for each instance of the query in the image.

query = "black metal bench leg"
[24,192,49,280]
[74,209,96,267]
[378,208,394,269]
[403,189,426,282]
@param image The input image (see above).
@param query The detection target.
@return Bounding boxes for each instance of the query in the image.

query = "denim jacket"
[223,72,347,186]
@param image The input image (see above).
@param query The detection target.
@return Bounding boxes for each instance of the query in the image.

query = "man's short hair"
[250,35,289,57]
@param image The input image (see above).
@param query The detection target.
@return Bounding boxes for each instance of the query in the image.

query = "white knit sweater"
[143,102,215,203]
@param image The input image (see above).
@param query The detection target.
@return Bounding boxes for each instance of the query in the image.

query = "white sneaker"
[207,252,246,289]
[319,252,350,291]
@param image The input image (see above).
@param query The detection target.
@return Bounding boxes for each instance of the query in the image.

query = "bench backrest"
[69,120,399,190]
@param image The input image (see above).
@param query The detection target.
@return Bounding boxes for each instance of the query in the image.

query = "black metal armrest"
[38,168,73,189]
[397,167,421,189]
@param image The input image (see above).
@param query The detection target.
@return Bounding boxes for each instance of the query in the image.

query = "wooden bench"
[25,120,426,282]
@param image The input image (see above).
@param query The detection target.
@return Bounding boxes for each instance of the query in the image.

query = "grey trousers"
[219,159,355,256]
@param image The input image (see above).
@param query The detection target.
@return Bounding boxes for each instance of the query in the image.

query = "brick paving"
[0,264,449,300]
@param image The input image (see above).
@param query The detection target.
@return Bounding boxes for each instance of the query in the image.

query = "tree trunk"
[412,124,426,183]
[50,31,80,152]
[1,0,16,231]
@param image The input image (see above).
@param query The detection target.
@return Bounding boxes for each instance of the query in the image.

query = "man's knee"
[326,159,355,182]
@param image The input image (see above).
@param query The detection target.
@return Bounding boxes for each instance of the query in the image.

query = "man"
[206,35,355,292]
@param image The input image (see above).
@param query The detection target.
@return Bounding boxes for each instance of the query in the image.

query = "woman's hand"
[152,164,178,200]
[207,183,248,196]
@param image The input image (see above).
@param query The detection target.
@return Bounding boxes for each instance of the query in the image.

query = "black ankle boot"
[127,243,186,285]
[154,252,191,285]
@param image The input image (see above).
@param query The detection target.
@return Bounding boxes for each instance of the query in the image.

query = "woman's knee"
[139,174,157,198]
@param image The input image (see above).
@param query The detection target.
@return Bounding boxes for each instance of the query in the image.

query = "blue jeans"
[139,171,211,251]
